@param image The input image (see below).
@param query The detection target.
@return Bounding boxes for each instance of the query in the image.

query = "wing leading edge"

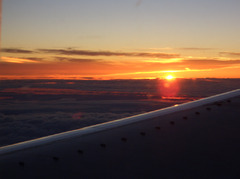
[0,89,240,178]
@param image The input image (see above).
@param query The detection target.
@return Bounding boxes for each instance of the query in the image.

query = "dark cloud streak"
[23,57,43,62]
[219,52,240,57]
[178,48,215,51]
[183,59,240,65]
[1,48,34,54]
[55,57,101,63]
[38,49,180,59]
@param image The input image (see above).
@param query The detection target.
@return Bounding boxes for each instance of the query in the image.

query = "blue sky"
[3,0,240,50]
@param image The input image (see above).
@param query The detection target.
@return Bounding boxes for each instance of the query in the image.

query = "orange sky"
[1,48,240,79]
[1,1,240,79]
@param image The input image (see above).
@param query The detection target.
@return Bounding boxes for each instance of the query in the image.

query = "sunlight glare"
[165,75,175,80]
[158,74,179,97]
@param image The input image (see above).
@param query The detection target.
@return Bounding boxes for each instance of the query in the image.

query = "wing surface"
[0,89,240,178]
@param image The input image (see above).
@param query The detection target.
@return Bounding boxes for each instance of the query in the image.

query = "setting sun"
[1,1,240,80]
[165,75,175,80]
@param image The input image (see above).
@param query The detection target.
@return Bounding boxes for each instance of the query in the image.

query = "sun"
[165,75,175,80]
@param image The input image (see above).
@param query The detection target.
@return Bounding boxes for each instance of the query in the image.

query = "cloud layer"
[219,52,240,57]
[1,79,240,146]
[1,48,34,54]
[1,47,240,79]
[38,48,180,58]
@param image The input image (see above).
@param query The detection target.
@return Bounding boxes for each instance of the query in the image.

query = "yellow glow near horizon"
[1,56,39,64]
[165,75,175,80]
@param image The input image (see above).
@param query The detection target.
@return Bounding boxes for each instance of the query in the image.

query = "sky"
[1,0,240,79]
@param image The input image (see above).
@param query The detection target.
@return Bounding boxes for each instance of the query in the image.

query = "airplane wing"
[0,89,240,178]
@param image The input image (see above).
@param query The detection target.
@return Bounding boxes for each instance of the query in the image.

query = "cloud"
[81,77,95,80]
[38,49,180,59]
[1,78,240,147]
[0,111,138,146]
[219,52,240,57]
[126,58,240,70]
[55,57,101,63]
[1,48,34,54]
[0,56,40,63]
[157,59,240,71]
[182,59,240,66]
[1,47,179,59]
[178,48,215,51]
[22,57,43,62]
[142,58,183,63]
[101,58,240,78]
